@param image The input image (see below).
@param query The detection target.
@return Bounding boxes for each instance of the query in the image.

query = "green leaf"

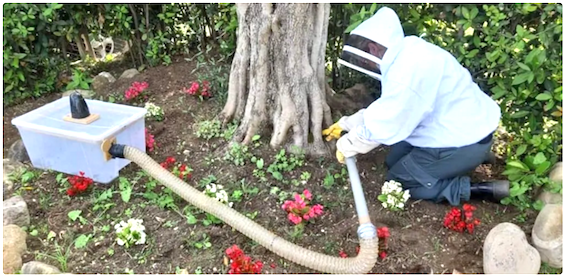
[75,234,90,249]
[470,7,479,19]
[535,161,551,175]
[517,62,531,71]
[378,195,387,202]
[512,72,531,85]
[252,135,261,141]
[532,200,544,211]
[256,158,264,169]
[186,214,197,225]
[142,33,147,41]
[533,152,547,165]
[68,210,82,221]
[507,160,530,171]
[516,144,528,156]
[511,110,530,118]
[509,182,529,197]
[535,93,552,101]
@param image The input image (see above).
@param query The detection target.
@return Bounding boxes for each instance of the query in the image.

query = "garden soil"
[3,55,539,274]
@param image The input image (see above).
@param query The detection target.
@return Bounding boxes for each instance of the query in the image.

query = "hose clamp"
[357,222,377,239]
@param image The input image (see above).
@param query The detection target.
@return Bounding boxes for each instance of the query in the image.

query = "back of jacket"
[355,35,501,148]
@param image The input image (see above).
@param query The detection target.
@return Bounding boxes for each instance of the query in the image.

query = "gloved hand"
[336,129,381,164]
[322,109,366,141]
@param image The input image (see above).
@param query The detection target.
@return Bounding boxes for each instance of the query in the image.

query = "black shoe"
[470,180,510,201]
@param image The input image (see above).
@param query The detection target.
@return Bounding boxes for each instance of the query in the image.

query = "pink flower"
[294,193,305,207]
[311,204,324,216]
[288,213,302,225]
[303,189,312,200]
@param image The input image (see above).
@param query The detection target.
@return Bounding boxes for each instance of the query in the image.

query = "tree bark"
[220,3,333,156]
[74,35,86,60]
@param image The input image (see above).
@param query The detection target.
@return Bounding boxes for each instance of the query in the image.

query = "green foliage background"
[3,3,562,212]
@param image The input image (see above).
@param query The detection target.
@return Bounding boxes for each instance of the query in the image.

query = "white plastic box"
[11,96,147,184]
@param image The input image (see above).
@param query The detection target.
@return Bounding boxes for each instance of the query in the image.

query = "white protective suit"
[336,7,501,158]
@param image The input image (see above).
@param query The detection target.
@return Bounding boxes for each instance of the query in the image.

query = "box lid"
[11,97,147,143]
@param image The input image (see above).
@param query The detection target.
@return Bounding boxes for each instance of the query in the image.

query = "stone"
[8,140,29,163]
[3,159,24,198]
[119,68,140,79]
[22,261,62,274]
[61,89,96,99]
[532,204,562,268]
[3,225,27,274]
[537,191,562,205]
[3,196,30,227]
[92,72,116,92]
[549,162,562,183]
[483,222,541,274]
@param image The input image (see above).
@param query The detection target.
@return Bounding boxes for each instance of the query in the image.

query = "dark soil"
[3,55,538,274]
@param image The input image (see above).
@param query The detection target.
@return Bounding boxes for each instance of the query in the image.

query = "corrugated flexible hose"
[121,145,378,274]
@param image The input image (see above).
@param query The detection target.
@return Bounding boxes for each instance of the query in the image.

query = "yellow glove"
[336,149,345,164]
[322,123,343,141]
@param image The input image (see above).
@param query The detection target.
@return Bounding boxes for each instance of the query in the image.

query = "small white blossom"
[114,218,147,248]
[378,180,410,212]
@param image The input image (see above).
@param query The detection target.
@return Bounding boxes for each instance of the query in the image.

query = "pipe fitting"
[109,143,126,158]
[357,222,377,239]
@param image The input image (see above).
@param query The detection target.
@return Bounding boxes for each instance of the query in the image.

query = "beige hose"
[123,146,378,273]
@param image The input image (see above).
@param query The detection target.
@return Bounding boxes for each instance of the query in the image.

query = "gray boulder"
[532,204,562,268]
[61,89,96,99]
[92,72,116,92]
[3,195,30,227]
[8,140,29,163]
[483,222,541,274]
[22,261,62,274]
[3,225,27,274]
[119,68,140,79]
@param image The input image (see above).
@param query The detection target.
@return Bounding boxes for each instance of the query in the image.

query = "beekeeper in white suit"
[322,7,510,205]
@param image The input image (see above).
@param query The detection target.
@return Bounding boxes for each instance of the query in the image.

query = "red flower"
[66,171,93,196]
[67,188,77,196]
[225,245,263,274]
[443,203,480,234]
[379,251,387,260]
[338,250,348,258]
[377,227,390,239]
[270,263,276,269]
[145,128,155,152]
[184,82,200,96]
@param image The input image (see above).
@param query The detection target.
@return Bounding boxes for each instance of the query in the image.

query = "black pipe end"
[70,91,91,119]
[109,144,126,159]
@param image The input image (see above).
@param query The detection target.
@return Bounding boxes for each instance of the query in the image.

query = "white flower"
[382,202,388,208]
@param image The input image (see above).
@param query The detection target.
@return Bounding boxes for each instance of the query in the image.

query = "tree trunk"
[74,35,86,60]
[220,3,333,156]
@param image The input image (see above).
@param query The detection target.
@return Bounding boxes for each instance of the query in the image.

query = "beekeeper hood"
[338,7,404,80]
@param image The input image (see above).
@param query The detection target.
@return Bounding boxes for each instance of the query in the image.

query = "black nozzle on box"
[70,91,91,119]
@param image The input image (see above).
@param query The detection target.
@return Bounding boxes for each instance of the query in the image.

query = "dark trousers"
[385,134,493,206]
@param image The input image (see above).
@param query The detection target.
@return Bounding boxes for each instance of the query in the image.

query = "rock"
[532,204,562,268]
[3,225,27,274]
[92,72,116,92]
[537,191,562,205]
[61,89,96,99]
[483,222,541,274]
[8,140,29,163]
[119,68,140,79]
[22,261,62,274]
[3,159,24,198]
[3,196,30,227]
[549,162,562,183]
